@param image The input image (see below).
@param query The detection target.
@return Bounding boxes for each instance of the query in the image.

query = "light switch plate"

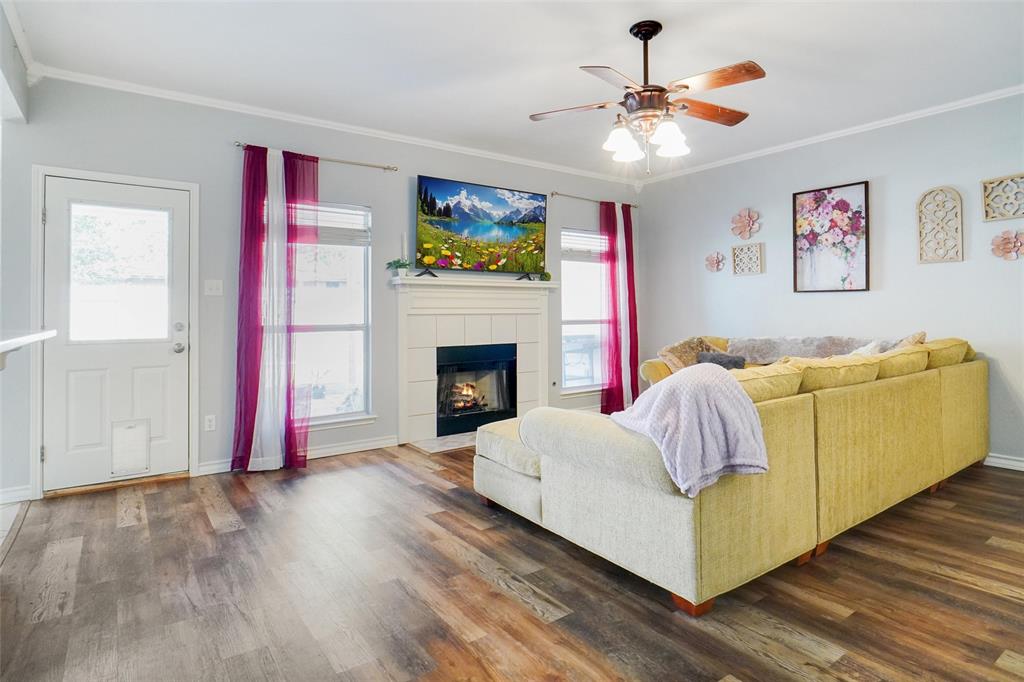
[204,415,216,431]
[203,279,223,296]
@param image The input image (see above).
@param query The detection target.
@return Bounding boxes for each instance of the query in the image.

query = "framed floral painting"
[793,181,869,292]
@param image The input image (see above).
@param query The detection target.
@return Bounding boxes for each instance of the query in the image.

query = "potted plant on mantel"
[386,258,412,279]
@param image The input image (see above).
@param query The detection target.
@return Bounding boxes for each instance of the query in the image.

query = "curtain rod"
[234,141,399,173]
[550,190,638,208]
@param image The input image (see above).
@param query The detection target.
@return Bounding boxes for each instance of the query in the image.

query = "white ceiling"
[13,1,1024,182]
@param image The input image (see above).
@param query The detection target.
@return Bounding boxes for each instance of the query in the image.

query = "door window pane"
[561,323,604,389]
[561,260,606,321]
[292,243,366,325]
[69,203,170,341]
[293,330,366,418]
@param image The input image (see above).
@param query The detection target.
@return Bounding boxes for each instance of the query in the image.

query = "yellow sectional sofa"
[473,337,987,616]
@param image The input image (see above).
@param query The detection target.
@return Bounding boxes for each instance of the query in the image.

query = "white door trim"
[30,165,201,498]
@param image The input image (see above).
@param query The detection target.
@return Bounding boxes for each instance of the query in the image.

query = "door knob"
[172,342,186,353]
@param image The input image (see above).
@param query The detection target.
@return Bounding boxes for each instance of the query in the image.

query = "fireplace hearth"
[436,344,517,436]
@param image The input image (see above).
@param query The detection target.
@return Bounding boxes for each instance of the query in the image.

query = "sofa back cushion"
[728,365,804,402]
[923,338,969,368]
[876,346,929,379]
[779,355,880,393]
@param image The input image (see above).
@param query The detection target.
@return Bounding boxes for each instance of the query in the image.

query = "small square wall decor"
[982,173,1024,221]
[732,242,764,275]
[793,181,869,292]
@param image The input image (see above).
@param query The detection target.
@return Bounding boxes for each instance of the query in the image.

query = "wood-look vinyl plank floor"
[1,447,1021,681]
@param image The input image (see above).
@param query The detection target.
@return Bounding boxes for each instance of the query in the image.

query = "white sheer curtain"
[248,149,288,471]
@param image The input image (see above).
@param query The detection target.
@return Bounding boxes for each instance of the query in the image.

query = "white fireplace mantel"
[393,274,557,444]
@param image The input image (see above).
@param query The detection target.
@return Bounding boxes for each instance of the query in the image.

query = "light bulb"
[612,138,645,162]
[655,140,692,158]
[650,116,686,146]
[602,122,634,152]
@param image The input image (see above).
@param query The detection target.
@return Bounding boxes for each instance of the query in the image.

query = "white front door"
[42,176,191,491]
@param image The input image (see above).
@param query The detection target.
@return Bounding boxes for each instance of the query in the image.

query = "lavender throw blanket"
[610,363,767,497]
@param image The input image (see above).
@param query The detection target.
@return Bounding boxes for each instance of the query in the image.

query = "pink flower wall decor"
[705,251,725,272]
[991,230,1024,260]
[731,208,761,240]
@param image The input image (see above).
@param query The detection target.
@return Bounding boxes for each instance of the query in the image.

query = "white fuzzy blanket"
[610,363,767,497]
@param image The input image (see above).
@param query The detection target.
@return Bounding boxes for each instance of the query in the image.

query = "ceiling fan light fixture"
[649,116,686,146]
[655,140,692,158]
[612,139,645,162]
[602,120,635,152]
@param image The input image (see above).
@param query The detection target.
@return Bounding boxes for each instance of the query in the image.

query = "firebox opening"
[436,343,517,436]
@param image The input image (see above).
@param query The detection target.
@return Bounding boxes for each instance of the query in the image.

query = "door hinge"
[41,206,47,225]
[40,446,45,462]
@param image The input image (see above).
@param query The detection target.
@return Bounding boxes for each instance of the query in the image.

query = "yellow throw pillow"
[728,365,804,402]
[658,337,714,372]
[703,336,730,352]
[923,338,969,368]
[876,346,929,379]
[779,355,880,393]
[639,359,673,386]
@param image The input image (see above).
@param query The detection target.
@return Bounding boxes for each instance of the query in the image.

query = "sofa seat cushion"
[779,355,880,392]
[475,418,540,478]
[923,338,969,368]
[876,346,929,379]
[728,365,803,402]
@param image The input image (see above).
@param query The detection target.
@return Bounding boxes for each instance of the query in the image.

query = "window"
[560,229,608,392]
[292,204,371,420]
[69,203,170,341]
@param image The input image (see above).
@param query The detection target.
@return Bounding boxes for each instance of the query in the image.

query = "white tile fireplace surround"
[392,275,557,444]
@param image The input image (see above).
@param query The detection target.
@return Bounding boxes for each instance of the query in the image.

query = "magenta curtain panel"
[231,146,318,471]
[231,145,268,471]
[620,203,640,400]
[282,151,319,470]
[599,201,624,414]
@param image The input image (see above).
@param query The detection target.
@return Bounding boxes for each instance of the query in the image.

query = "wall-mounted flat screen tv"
[416,175,546,274]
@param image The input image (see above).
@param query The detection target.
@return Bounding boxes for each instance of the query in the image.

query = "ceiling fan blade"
[673,98,749,126]
[529,100,621,121]
[580,65,641,91]
[667,60,765,93]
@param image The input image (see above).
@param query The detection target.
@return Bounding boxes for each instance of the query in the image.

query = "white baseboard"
[572,404,602,413]
[0,485,32,504]
[307,435,398,460]
[984,452,1024,472]
[195,458,232,476]
[192,436,402,476]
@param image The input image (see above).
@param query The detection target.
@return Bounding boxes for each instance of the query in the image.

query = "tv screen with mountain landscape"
[416,175,546,274]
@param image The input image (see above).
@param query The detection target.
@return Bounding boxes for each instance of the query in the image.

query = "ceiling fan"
[529,20,765,170]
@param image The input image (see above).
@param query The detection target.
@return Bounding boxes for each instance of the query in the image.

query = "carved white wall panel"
[731,242,764,275]
[982,173,1024,221]
[918,186,963,263]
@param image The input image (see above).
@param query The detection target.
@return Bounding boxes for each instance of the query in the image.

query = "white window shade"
[561,229,607,262]
[295,203,372,246]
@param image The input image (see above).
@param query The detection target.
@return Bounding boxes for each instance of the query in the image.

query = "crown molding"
[29,62,639,187]
[639,84,1024,187]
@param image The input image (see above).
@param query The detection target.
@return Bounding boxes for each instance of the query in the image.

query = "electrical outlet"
[204,415,216,431]
[203,279,223,296]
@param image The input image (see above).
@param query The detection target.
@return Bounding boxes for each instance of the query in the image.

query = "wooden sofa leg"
[928,483,940,494]
[794,549,813,566]
[479,495,495,507]
[814,541,830,557]
[670,594,715,617]
[938,478,949,489]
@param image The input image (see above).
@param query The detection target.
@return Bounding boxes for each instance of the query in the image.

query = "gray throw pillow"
[697,351,745,370]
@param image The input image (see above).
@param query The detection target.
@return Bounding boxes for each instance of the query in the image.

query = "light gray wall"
[1,78,637,488]
[638,95,1024,461]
